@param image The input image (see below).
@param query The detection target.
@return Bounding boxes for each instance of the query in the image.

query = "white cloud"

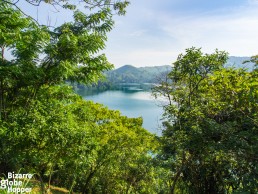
[160,6,258,56]
[248,0,258,5]
[106,0,258,67]
[129,30,147,37]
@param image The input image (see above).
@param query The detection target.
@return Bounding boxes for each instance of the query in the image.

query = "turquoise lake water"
[78,89,164,135]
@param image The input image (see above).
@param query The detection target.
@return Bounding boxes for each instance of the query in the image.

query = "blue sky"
[18,0,258,67]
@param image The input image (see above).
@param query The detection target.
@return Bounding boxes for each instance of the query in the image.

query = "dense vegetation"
[0,1,257,193]
[153,48,258,193]
[0,1,168,193]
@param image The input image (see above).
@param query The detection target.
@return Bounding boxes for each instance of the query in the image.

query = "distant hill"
[105,65,172,84]
[76,56,255,91]
[104,56,254,84]
[115,65,139,74]
[225,56,254,70]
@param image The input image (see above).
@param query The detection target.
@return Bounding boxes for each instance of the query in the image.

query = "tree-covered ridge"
[105,65,172,84]
[86,57,254,90]
[225,56,255,70]
[76,65,172,91]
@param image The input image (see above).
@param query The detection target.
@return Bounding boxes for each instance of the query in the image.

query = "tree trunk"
[82,170,96,194]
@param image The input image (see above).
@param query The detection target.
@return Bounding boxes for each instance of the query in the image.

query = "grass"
[29,180,71,194]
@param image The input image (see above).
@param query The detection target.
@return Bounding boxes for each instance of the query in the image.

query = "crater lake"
[77,85,164,135]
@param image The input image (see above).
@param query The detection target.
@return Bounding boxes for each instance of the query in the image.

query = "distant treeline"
[75,56,254,91]
[74,65,172,91]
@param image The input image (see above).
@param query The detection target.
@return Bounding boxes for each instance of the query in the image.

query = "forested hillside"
[226,56,254,70]
[81,56,254,91]
[105,65,172,83]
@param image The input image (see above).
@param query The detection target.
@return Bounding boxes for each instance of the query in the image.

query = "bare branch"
[3,0,42,26]
[24,0,43,6]
[2,0,58,28]
[13,0,20,5]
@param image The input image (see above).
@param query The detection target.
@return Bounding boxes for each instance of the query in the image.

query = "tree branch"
[3,0,42,26]
[25,0,43,6]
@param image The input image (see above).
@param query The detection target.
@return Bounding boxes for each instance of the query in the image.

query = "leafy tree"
[153,47,258,193]
[0,0,121,120]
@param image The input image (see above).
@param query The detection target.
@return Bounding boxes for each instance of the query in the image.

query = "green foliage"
[0,2,171,193]
[0,1,115,120]
[42,9,114,85]
[154,47,258,193]
[0,85,168,193]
